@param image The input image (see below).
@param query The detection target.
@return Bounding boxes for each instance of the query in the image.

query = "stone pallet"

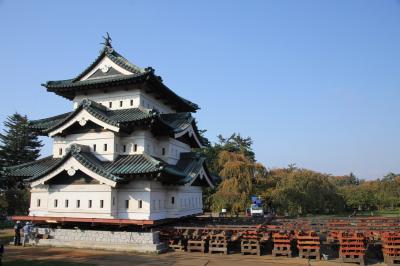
[385,255,400,266]
[295,231,321,260]
[340,254,365,266]
[168,239,185,251]
[272,245,292,257]
[272,232,292,257]
[209,241,229,254]
[187,240,207,253]
[241,239,261,255]
[338,232,366,266]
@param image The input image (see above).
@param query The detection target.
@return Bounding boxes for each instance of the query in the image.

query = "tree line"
[199,133,400,216]
[0,112,399,217]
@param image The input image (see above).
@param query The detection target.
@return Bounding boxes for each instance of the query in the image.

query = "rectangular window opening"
[112,197,115,206]
[130,99,134,106]
[59,148,62,156]
[134,144,137,152]
[162,147,166,156]
[65,199,69,208]
[100,200,104,208]
[125,200,129,209]
[93,144,96,152]
[54,199,58,208]
[104,144,108,151]
[171,196,175,205]
[138,200,143,209]
[109,102,112,108]
[37,199,41,207]
[76,200,80,208]
[88,200,92,208]
[123,145,126,153]
[120,101,123,107]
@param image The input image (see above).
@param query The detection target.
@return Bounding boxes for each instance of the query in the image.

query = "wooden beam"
[12,215,155,225]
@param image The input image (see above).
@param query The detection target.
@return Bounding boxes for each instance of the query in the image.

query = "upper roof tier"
[42,34,199,113]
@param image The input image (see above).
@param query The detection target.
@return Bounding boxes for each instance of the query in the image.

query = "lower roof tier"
[4,144,214,188]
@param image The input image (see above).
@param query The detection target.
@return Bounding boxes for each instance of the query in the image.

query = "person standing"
[14,221,21,246]
[22,222,31,247]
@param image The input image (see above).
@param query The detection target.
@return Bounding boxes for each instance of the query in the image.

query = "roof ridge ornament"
[101,32,114,54]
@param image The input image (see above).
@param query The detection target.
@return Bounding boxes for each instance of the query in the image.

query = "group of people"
[14,221,32,247]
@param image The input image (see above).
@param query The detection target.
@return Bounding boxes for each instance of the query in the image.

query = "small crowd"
[13,221,34,247]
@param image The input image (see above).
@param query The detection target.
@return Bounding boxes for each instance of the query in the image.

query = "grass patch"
[358,209,400,217]
[3,259,95,266]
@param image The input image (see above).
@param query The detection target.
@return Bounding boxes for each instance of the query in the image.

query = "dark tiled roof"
[103,154,162,174]
[29,99,204,148]
[4,156,62,177]
[73,46,144,82]
[4,145,213,187]
[30,112,72,131]
[159,113,194,133]
[42,45,199,112]
[29,99,153,133]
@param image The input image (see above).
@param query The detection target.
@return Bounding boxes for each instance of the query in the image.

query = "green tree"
[210,151,266,215]
[0,113,42,215]
[268,168,344,216]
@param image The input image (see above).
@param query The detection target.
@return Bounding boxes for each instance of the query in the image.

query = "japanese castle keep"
[7,35,214,225]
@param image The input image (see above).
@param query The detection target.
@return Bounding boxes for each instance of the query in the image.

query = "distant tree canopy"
[202,133,400,216]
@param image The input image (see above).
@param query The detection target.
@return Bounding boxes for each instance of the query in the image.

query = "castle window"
[134,144,137,152]
[123,145,126,153]
[162,147,166,156]
[120,101,123,107]
[93,144,96,152]
[37,199,41,207]
[54,199,58,208]
[76,200,80,208]
[125,200,129,209]
[59,148,62,156]
[130,99,133,106]
[138,200,143,209]
[109,102,112,108]
[112,197,115,206]
[65,199,69,208]
[171,196,175,205]
[104,144,107,151]
[88,200,92,208]
[152,200,156,210]
[100,200,104,208]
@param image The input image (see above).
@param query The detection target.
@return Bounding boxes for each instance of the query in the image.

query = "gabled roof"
[29,99,206,148]
[42,38,199,112]
[4,144,214,188]
[73,46,144,81]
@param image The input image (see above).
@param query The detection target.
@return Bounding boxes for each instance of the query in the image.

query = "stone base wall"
[34,228,166,253]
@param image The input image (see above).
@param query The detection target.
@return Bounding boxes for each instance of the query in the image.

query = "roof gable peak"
[74,34,145,82]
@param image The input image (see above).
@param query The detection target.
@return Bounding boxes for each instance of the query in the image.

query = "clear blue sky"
[0,0,399,179]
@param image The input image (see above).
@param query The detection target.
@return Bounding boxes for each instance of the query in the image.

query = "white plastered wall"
[73,88,174,114]
[30,178,204,220]
[29,184,114,219]
[116,179,203,220]
[53,131,117,161]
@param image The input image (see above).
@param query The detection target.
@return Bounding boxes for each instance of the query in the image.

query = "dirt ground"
[2,245,386,266]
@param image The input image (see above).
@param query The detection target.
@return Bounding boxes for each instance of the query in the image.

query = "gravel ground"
[2,245,386,266]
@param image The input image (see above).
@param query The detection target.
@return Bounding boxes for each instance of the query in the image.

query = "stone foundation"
[34,228,167,253]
